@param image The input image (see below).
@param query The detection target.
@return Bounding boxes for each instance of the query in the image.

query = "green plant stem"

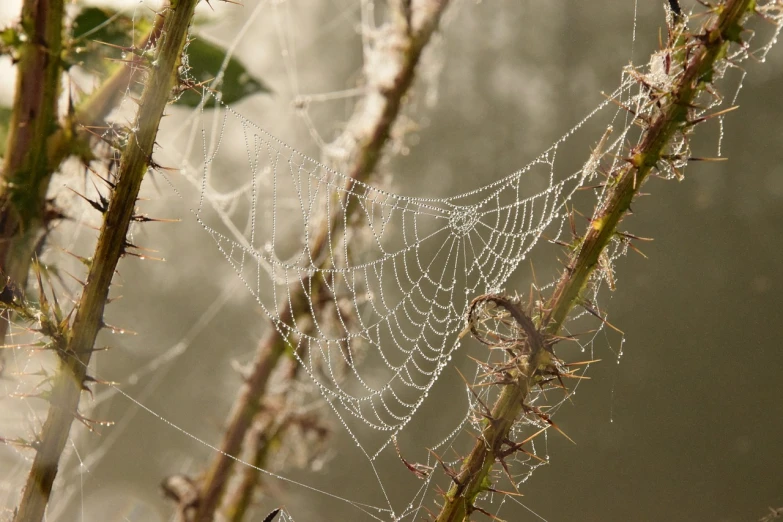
[0,16,163,350]
[434,1,755,520]
[0,0,65,346]
[191,2,452,520]
[12,1,198,520]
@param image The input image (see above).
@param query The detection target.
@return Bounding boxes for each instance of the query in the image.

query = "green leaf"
[72,7,129,46]
[0,106,11,158]
[68,7,150,74]
[176,36,271,108]
[66,7,269,106]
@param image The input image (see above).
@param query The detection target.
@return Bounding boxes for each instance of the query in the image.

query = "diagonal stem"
[434,1,757,520]
[46,14,166,172]
[13,2,199,520]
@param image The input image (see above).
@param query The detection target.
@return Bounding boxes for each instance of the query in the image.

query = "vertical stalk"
[0,5,164,349]
[13,1,199,520]
[0,0,65,344]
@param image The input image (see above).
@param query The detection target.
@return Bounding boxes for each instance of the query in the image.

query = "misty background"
[1,1,781,521]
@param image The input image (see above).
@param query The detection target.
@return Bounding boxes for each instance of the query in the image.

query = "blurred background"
[1,1,782,521]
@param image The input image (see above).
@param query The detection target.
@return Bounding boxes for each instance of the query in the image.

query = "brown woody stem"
[192,2,452,520]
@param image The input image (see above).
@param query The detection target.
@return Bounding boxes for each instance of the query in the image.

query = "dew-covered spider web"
[192,94,622,460]
[1,1,782,521]
[174,2,782,519]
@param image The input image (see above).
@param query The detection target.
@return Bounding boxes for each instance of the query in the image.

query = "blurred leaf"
[0,106,11,158]
[176,37,271,108]
[68,7,151,74]
[66,7,268,106]
[72,7,128,46]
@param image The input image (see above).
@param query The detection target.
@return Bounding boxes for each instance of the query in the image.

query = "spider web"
[177,2,783,519]
[191,92,626,460]
[1,1,782,521]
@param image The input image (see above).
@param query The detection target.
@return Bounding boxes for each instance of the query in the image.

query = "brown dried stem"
[435,1,757,520]
[13,1,199,520]
[191,1,452,520]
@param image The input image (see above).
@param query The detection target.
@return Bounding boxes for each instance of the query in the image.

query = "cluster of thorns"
[393,293,597,502]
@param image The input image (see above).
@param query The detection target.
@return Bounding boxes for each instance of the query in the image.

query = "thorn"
[557,371,591,380]
[617,231,654,242]
[421,505,437,520]
[57,247,92,268]
[600,91,636,115]
[455,367,494,421]
[685,105,739,126]
[75,412,115,433]
[428,449,461,485]
[123,241,165,261]
[581,301,625,335]
[0,436,39,450]
[262,509,281,522]
[472,505,506,521]
[132,214,181,224]
[90,40,135,52]
[498,427,548,462]
[86,167,117,190]
[495,455,522,496]
[687,156,728,162]
[392,436,433,479]
[83,375,120,387]
[564,359,602,367]
[487,487,524,498]
[147,158,179,172]
[527,405,576,445]
[626,241,649,259]
[101,323,137,336]
[61,269,87,287]
[67,187,108,214]
[577,183,608,191]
